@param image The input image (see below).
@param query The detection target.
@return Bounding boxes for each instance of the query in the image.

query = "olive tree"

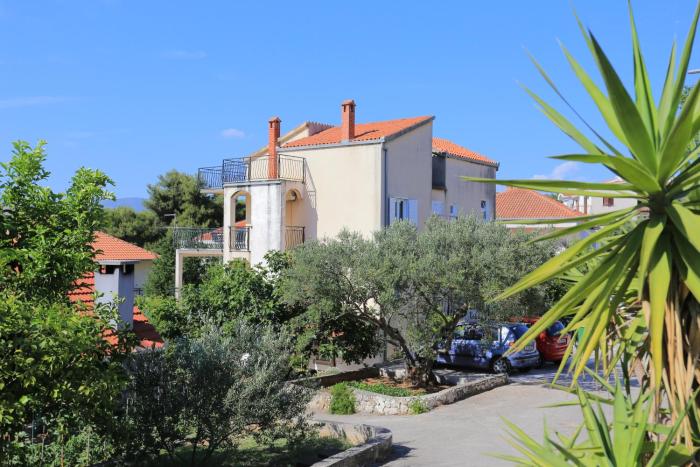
[282,216,558,385]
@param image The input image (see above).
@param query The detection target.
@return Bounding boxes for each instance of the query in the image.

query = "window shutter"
[389,198,397,224]
[408,199,418,225]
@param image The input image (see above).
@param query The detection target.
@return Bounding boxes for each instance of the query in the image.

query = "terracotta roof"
[432,137,498,167]
[282,116,433,148]
[93,231,157,262]
[68,274,95,306]
[496,188,583,220]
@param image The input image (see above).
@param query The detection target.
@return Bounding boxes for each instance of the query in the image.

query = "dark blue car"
[435,322,540,373]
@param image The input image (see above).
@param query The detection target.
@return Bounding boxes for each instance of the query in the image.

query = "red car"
[520,317,570,365]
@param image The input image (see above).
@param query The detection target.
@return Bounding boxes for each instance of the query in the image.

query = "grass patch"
[329,382,356,414]
[348,379,428,397]
[408,399,429,414]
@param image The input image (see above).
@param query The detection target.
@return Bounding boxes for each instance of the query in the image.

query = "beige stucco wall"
[383,122,434,229]
[587,195,638,215]
[281,143,384,239]
[443,158,497,220]
[133,260,153,291]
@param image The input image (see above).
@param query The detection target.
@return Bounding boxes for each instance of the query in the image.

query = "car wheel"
[491,357,511,374]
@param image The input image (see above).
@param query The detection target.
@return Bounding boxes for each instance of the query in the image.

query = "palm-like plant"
[466,2,700,443]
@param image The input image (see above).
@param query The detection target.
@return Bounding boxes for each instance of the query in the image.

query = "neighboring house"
[559,177,638,215]
[496,187,582,230]
[174,99,499,292]
[69,232,162,348]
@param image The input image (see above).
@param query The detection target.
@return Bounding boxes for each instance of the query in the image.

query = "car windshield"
[509,324,530,339]
[546,321,565,337]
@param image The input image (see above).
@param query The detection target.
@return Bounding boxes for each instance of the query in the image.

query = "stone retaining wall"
[292,367,379,388]
[311,420,392,467]
[309,374,508,415]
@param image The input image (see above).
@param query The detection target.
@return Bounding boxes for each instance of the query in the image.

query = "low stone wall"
[309,374,508,415]
[311,420,392,467]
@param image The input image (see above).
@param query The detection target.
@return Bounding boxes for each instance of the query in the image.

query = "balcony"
[229,226,250,251]
[173,227,224,250]
[285,226,305,249]
[199,155,306,191]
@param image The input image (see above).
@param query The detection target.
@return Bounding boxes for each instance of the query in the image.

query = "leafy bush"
[121,323,310,466]
[348,381,422,398]
[408,400,429,415]
[9,425,115,467]
[329,383,356,415]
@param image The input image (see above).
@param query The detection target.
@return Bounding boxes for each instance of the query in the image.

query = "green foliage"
[0,295,133,462]
[408,400,429,415]
[12,424,115,467]
[466,1,700,459]
[282,216,557,384]
[0,141,113,302]
[101,206,162,247]
[142,229,215,296]
[121,324,310,466]
[329,383,356,415]
[348,381,422,397]
[142,251,378,370]
[497,378,696,466]
[144,170,222,227]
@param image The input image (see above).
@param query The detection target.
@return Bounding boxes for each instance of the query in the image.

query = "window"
[449,205,458,219]
[602,197,614,207]
[389,197,418,225]
[480,200,489,220]
[431,201,444,216]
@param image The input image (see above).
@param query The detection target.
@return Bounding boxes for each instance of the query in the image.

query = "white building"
[174,99,500,292]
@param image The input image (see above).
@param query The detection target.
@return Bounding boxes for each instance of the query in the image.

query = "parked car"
[520,317,570,365]
[435,322,540,374]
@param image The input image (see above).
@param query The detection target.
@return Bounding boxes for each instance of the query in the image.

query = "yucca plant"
[496,372,697,466]
[466,1,700,444]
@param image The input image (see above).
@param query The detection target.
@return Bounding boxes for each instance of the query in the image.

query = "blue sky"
[1,0,698,198]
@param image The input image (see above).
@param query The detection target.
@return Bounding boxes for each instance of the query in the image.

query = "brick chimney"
[341,99,355,142]
[268,116,281,179]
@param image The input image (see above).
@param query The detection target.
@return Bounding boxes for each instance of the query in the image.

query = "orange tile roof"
[282,116,433,148]
[68,273,95,306]
[496,188,583,220]
[432,137,498,167]
[93,231,157,261]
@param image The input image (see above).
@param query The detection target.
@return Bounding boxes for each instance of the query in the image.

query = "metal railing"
[229,226,250,251]
[285,226,305,249]
[173,227,224,250]
[198,154,306,189]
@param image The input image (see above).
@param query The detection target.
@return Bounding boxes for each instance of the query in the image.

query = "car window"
[546,321,565,337]
[465,328,483,340]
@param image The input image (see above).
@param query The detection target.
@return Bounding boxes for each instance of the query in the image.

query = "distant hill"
[102,197,147,211]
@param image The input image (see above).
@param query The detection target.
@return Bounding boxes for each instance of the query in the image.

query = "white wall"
[383,122,434,229]
[134,260,152,291]
[443,158,497,220]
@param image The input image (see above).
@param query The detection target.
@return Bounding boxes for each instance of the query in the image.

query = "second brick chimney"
[268,116,281,179]
[341,99,355,142]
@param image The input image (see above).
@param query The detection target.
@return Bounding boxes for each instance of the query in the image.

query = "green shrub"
[329,383,355,415]
[408,400,429,415]
[121,323,310,466]
[348,381,422,397]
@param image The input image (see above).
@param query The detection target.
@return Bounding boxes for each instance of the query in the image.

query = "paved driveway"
[316,383,582,466]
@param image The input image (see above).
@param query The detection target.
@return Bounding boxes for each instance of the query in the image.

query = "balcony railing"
[198,154,305,190]
[285,226,305,249]
[229,226,250,251]
[173,227,224,250]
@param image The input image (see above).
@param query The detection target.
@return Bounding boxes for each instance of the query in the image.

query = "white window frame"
[390,197,418,225]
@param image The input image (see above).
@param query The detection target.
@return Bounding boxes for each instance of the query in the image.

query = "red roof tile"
[93,231,157,261]
[432,137,498,167]
[282,116,433,148]
[496,188,583,220]
[68,273,95,306]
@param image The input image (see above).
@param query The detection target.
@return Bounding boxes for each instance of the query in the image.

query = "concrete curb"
[311,420,392,467]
